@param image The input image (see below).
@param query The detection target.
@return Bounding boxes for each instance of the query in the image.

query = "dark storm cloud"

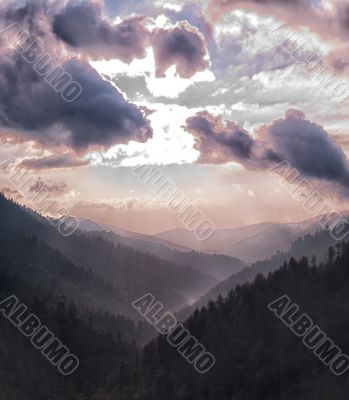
[1,0,49,33]
[52,1,149,62]
[0,0,153,153]
[264,109,349,187]
[53,1,212,76]
[19,154,89,170]
[0,52,153,150]
[187,110,349,191]
[186,111,257,165]
[151,22,208,78]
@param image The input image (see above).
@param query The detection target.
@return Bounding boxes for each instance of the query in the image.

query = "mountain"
[0,270,140,400]
[224,220,316,263]
[179,227,342,320]
[156,215,347,264]
[79,229,246,282]
[1,192,348,399]
[116,241,349,400]
[155,222,272,253]
[0,194,216,318]
[46,231,216,313]
[77,217,191,251]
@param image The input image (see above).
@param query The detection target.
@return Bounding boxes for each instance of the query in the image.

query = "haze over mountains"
[77,218,246,281]
[77,217,191,252]
[1,0,349,397]
[179,226,341,320]
[120,244,349,400]
[0,195,216,318]
[77,213,344,265]
[1,193,348,399]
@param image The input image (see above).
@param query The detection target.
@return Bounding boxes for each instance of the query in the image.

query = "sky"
[1,0,349,234]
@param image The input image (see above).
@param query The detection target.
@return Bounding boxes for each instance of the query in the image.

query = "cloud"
[186,109,349,193]
[165,2,213,40]
[74,199,115,211]
[74,197,151,211]
[53,1,212,79]
[52,1,150,62]
[204,0,349,90]
[206,0,349,56]
[0,52,153,151]
[151,22,209,78]
[186,111,257,165]
[0,1,153,153]
[29,178,68,195]
[1,186,23,200]
[208,0,315,25]
[263,109,349,187]
[0,0,50,37]
[19,154,89,170]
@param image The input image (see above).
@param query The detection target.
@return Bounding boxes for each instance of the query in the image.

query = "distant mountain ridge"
[0,194,216,318]
[118,240,349,399]
[155,214,349,263]
[178,226,343,320]
[76,221,246,281]
[76,217,191,251]
[155,222,273,254]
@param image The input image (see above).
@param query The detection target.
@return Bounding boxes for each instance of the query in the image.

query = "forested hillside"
[1,0,348,398]
[0,270,139,400]
[1,192,349,399]
[86,230,246,281]
[117,242,349,399]
[179,228,341,319]
[0,195,215,317]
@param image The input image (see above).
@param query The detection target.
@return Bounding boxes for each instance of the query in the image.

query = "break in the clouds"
[187,109,349,193]
[151,22,209,78]
[52,1,149,62]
